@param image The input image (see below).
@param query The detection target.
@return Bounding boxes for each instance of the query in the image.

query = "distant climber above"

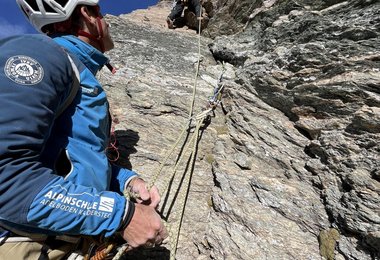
[166,0,212,32]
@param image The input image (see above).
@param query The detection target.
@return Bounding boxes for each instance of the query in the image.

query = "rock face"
[100,0,379,259]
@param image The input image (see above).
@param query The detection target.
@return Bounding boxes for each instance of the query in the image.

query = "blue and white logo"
[4,55,44,85]
[99,196,115,212]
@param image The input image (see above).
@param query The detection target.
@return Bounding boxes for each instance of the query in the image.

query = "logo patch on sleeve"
[4,55,44,85]
[99,197,115,212]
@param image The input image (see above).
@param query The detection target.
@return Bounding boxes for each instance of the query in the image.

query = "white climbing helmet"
[16,0,99,32]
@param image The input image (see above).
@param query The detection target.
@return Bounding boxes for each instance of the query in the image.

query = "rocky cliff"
[99,0,380,259]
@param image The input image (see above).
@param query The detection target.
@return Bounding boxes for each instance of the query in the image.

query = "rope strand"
[113,6,225,260]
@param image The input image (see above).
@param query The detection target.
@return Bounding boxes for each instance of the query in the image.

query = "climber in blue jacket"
[0,0,167,258]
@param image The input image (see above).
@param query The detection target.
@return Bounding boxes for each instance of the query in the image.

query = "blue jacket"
[0,34,136,238]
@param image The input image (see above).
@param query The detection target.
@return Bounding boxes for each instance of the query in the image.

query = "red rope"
[106,125,120,162]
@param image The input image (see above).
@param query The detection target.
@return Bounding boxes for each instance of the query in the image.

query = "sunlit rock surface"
[100,1,380,259]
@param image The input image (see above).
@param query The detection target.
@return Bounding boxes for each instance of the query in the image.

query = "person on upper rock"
[166,0,210,32]
[0,0,167,259]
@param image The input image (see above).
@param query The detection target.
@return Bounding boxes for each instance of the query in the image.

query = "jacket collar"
[52,35,109,75]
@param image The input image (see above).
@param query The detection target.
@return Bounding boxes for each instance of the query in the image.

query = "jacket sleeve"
[110,164,138,194]
[27,178,128,237]
[0,35,126,237]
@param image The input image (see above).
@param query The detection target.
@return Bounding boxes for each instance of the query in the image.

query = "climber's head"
[16,0,114,52]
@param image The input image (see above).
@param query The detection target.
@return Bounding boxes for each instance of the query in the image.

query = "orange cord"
[90,244,114,260]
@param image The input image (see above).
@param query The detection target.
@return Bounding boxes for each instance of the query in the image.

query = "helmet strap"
[77,13,116,74]
[77,17,105,52]
[95,17,105,52]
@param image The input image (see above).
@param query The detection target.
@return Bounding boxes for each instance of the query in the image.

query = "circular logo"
[4,55,44,85]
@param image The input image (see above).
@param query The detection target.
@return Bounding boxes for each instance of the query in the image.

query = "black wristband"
[119,200,135,231]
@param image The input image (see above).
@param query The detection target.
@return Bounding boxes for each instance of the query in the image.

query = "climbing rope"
[110,244,132,260]
[148,9,225,260]
[109,7,225,260]
[167,120,202,259]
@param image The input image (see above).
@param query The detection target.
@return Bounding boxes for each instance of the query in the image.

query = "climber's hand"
[127,177,160,208]
[121,203,168,248]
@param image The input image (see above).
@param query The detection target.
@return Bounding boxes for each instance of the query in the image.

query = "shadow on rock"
[172,16,186,29]
[107,129,140,170]
[121,246,170,260]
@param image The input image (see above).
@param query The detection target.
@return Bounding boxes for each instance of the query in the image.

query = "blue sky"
[0,0,158,38]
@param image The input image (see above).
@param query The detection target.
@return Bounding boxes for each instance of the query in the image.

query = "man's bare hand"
[127,178,160,208]
[121,203,168,248]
